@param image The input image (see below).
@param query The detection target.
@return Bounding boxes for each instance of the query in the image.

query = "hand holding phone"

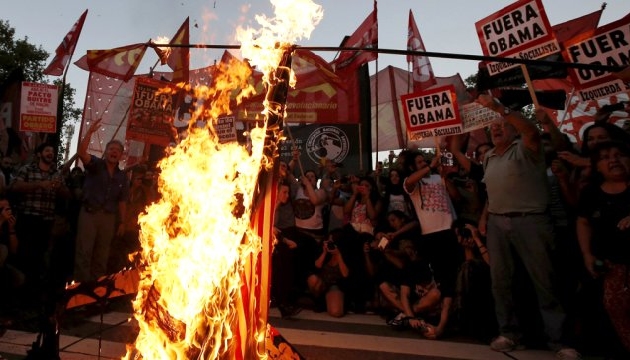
[377,236,389,250]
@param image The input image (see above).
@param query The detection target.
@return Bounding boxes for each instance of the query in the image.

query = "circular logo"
[305,126,349,165]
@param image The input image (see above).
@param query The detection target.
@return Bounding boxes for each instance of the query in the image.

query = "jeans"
[487,213,566,347]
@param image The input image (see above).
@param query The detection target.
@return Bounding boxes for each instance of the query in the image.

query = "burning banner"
[125,1,323,359]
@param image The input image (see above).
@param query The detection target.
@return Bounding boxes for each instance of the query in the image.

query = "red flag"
[407,10,436,92]
[43,10,88,76]
[74,43,148,81]
[332,1,378,74]
[167,17,190,84]
[552,8,602,44]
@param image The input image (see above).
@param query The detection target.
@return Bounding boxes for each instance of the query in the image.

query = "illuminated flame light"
[125,1,323,359]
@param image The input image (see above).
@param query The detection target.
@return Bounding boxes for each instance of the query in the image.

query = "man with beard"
[74,118,129,283]
[10,143,69,287]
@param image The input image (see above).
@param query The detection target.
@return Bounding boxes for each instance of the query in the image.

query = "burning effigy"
[124,1,323,359]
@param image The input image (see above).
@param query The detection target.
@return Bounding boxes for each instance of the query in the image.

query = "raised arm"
[77,118,102,166]
[477,94,540,153]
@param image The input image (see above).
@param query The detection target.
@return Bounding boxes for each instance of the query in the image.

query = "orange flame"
[126,1,323,359]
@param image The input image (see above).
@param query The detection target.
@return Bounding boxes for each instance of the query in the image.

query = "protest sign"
[127,77,178,146]
[460,102,502,132]
[214,116,237,143]
[19,82,58,133]
[476,0,559,75]
[401,85,462,139]
[563,14,630,101]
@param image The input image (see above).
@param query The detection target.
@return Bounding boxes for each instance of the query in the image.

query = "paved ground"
[0,296,614,359]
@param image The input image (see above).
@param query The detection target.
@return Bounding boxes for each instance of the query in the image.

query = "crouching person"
[400,260,452,340]
[307,230,350,318]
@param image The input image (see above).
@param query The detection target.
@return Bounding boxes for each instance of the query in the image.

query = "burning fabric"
[125,1,323,359]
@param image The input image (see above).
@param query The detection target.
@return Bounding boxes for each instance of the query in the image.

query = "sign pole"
[520,64,540,108]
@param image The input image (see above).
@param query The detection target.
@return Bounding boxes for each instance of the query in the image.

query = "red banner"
[43,10,88,76]
[407,10,436,92]
[75,43,148,81]
[332,2,378,74]
[167,17,190,84]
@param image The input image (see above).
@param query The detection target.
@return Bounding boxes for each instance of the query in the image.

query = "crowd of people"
[0,118,158,332]
[0,93,628,359]
[271,94,630,359]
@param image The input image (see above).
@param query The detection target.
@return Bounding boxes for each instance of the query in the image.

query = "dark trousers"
[16,214,54,285]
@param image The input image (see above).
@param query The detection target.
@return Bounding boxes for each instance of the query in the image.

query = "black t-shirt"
[577,185,630,265]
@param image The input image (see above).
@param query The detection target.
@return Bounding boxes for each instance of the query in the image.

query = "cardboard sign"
[476,0,559,75]
[460,102,502,132]
[564,14,630,101]
[401,85,462,139]
[214,116,237,143]
[19,82,58,133]
[127,77,178,146]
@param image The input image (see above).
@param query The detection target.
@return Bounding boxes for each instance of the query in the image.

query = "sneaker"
[490,335,518,352]
[556,348,582,360]
[387,312,405,327]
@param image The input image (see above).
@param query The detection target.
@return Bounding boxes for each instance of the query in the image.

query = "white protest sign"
[460,102,502,132]
[564,14,630,101]
[19,82,58,133]
[215,116,237,143]
[401,85,462,139]
[476,0,559,75]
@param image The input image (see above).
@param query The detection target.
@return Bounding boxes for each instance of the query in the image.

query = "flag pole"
[374,0,378,167]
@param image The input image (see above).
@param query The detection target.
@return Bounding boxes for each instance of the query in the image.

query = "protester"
[0,197,23,305]
[9,142,70,288]
[307,229,350,318]
[292,169,327,240]
[107,168,150,273]
[271,181,306,319]
[74,118,129,283]
[576,141,630,354]
[403,151,461,300]
[477,94,579,359]
[399,258,451,340]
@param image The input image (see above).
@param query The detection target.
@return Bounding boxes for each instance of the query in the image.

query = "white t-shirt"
[293,186,327,231]
[405,174,456,235]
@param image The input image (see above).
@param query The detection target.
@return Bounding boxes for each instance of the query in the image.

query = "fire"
[126,1,323,359]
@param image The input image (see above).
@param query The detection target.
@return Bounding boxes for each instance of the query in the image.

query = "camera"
[326,241,337,251]
[593,260,607,274]
[458,226,472,238]
[440,151,454,167]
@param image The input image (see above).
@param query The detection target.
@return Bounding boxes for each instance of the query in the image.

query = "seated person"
[399,259,453,340]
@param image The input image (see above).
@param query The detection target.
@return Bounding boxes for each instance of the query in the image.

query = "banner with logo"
[475,0,559,75]
[19,82,59,133]
[278,123,361,175]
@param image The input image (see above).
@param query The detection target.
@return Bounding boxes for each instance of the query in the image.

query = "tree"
[0,20,48,83]
[0,20,82,165]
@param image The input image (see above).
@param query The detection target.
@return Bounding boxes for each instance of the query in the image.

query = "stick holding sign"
[520,64,540,108]
[283,123,305,177]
